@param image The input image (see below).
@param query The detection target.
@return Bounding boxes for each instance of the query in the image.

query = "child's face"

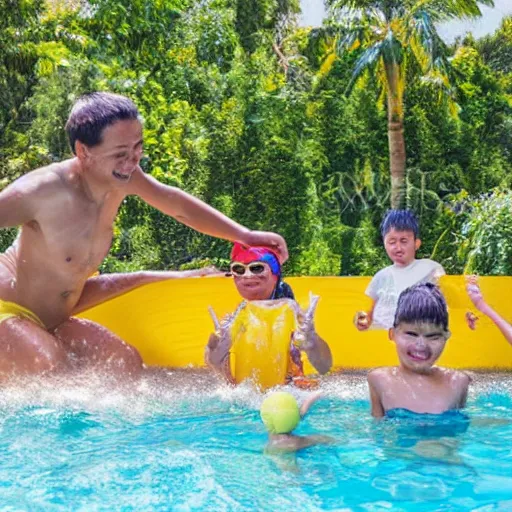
[390,321,449,373]
[383,228,420,267]
[232,261,278,301]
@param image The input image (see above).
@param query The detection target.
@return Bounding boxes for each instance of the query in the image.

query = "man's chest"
[33,196,120,273]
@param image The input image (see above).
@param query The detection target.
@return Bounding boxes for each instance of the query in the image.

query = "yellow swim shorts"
[0,299,45,329]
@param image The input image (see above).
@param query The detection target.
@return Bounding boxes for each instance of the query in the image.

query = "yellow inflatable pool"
[80,276,512,371]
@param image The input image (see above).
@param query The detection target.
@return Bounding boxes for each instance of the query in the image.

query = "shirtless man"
[0,92,288,380]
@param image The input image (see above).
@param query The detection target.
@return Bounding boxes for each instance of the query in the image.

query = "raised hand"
[466,275,487,312]
[206,307,234,366]
[295,293,320,349]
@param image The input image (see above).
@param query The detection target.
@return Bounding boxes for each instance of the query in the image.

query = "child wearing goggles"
[205,243,332,388]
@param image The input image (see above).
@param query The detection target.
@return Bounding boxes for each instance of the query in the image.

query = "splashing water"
[0,371,512,510]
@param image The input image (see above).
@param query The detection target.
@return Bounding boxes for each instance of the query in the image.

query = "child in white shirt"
[355,210,445,330]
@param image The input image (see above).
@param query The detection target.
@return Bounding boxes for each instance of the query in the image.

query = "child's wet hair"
[66,92,141,154]
[380,209,419,239]
[393,283,449,331]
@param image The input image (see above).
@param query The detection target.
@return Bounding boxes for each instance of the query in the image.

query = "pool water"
[1,372,512,511]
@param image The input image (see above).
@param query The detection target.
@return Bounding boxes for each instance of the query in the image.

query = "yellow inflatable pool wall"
[80,276,512,371]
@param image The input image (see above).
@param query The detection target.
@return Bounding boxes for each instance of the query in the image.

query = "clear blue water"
[1,372,512,511]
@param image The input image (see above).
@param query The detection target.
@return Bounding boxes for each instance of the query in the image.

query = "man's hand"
[242,230,288,263]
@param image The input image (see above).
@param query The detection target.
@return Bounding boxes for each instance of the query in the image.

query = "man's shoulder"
[11,162,69,196]
[125,165,152,194]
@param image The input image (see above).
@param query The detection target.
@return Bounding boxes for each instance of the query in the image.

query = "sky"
[299,0,512,42]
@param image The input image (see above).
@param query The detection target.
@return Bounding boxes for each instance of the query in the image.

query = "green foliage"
[346,215,388,276]
[456,191,512,275]
[0,228,18,253]
[0,2,511,277]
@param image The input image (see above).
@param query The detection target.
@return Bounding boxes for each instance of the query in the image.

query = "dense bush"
[0,2,511,276]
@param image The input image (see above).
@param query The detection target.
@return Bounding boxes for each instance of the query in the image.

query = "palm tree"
[325,0,494,208]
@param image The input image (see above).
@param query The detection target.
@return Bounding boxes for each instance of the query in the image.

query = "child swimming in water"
[367,283,470,418]
[355,210,445,331]
[466,276,512,345]
[261,391,332,453]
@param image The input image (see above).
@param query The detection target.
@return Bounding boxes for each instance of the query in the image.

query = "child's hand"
[465,311,479,330]
[466,275,487,312]
[295,294,319,349]
[206,308,234,365]
[354,311,370,331]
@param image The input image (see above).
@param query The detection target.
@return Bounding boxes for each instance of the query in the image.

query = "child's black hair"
[393,282,449,331]
[380,209,419,239]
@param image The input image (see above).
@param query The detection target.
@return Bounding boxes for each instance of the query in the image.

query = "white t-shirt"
[365,259,446,329]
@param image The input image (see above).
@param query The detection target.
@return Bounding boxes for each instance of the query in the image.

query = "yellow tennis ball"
[260,392,300,434]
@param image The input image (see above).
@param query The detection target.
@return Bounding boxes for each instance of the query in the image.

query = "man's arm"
[132,170,288,261]
[72,269,222,314]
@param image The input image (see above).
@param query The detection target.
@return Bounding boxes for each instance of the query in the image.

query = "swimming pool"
[1,372,511,511]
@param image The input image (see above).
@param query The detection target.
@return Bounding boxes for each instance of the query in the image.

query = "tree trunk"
[385,63,406,209]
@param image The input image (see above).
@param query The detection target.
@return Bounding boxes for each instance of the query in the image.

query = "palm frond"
[408,10,450,74]
[381,29,403,65]
[336,25,365,54]
[318,50,338,79]
[409,0,494,22]
[346,41,384,94]
[420,70,460,119]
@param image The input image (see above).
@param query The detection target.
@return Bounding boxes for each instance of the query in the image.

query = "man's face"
[81,119,143,184]
[390,321,449,373]
[383,228,420,267]
[232,261,278,301]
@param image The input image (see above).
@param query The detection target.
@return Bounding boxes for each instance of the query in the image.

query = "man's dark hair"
[65,92,140,154]
[380,209,419,239]
[393,282,449,331]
